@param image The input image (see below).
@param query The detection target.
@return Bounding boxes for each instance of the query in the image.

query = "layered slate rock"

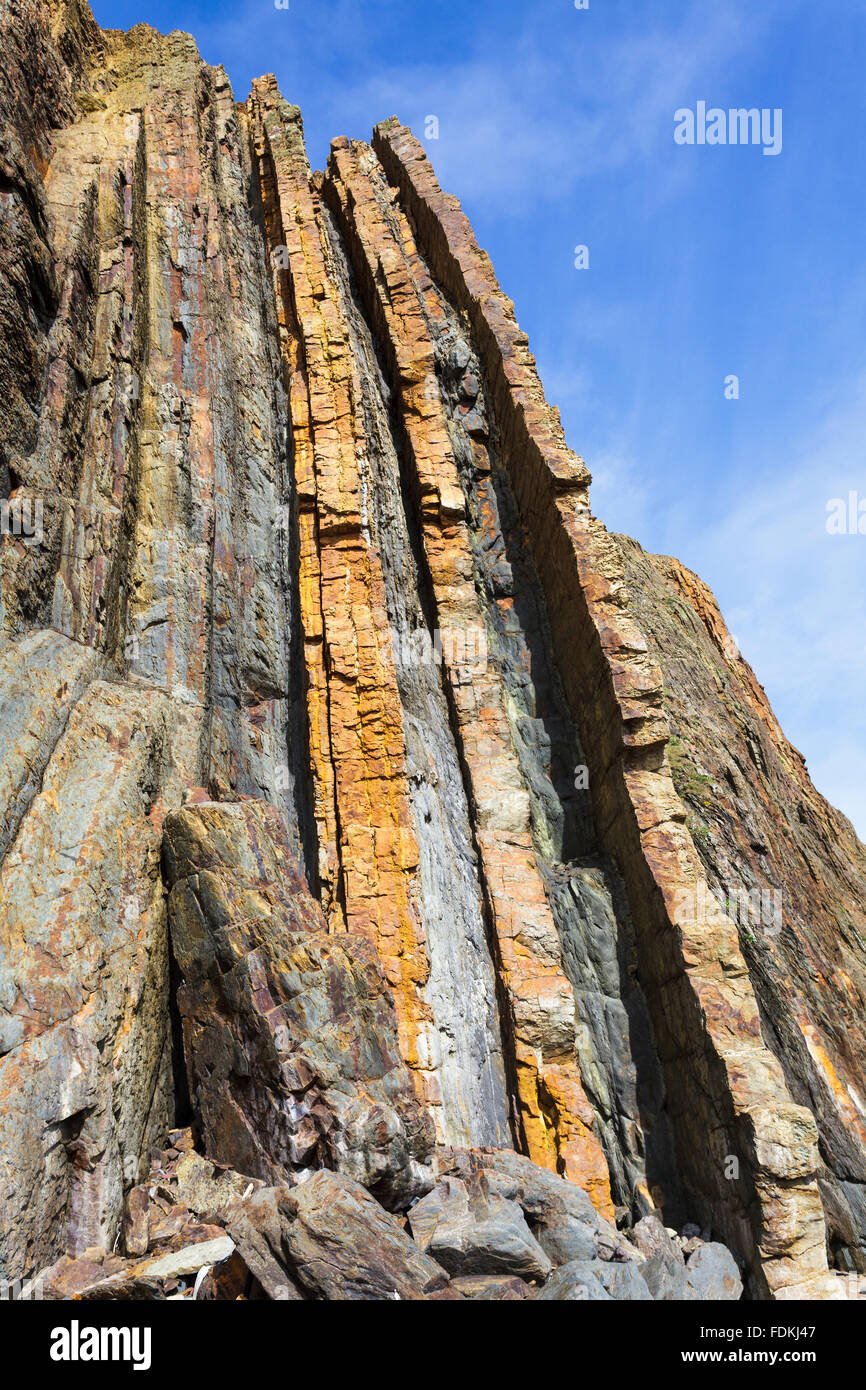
[0,630,103,857]
[323,134,619,1213]
[0,0,101,506]
[163,800,434,1208]
[617,536,866,1275]
[0,0,863,1303]
[0,0,311,1282]
[1,1,306,826]
[247,79,513,1151]
[0,680,180,1278]
[226,1171,454,1301]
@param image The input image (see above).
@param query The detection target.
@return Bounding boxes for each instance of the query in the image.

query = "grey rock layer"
[163,800,434,1209]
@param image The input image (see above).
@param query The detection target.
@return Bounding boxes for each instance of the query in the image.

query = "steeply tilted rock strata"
[0,674,181,1277]
[0,0,863,1301]
[618,536,866,1276]
[163,799,434,1208]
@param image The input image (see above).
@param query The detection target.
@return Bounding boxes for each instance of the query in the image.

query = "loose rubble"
[33,1130,746,1301]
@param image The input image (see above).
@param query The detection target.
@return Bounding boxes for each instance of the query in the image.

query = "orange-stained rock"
[370,119,840,1298]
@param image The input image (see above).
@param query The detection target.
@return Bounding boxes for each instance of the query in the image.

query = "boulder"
[686,1243,743,1301]
[632,1214,690,1299]
[632,1213,685,1266]
[451,1274,530,1300]
[227,1171,453,1300]
[594,1260,653,1300]
[170,1151,259,1220]
[408,1173,551,1280]
[138,1236,235,1281]
[535,1258,652,1301]
[534,1261,613,1301]
[74,1277,167,1301]
[642,1253,691,1301]
[0,681,180,1279]
[195,1249,269,1301]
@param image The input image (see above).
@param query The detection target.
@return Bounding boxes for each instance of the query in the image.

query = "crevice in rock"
[166,930,192,1134]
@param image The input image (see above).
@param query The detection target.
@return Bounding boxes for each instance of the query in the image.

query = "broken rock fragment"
[685,1243,744,1301]
[450,1274,530,1300]
[534,1259,653,1301]
[439,1148,628,1266]
[227,1171,454,1300]
[408,1173,552,1280]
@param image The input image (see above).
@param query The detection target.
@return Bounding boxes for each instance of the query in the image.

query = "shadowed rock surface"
[0,0,863,1301]
[618,536,866,1274]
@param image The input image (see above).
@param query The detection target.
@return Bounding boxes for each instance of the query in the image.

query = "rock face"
[408,1174,553,1280]
[227,1172,454,1302]
[0,0,863,1301]
[618,537,866,1276]
[162,800,434,1207]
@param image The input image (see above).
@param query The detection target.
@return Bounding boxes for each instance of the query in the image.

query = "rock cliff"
[1,0,863,1301]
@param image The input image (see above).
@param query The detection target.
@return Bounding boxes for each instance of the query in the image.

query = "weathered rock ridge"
[0,0,863,1300]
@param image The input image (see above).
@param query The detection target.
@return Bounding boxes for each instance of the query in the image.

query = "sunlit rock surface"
[0,0,863,1300]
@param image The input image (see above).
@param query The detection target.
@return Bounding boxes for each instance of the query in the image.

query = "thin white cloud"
[317,0,781,209]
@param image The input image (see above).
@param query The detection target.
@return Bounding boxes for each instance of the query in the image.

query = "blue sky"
[93,0,866,839]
